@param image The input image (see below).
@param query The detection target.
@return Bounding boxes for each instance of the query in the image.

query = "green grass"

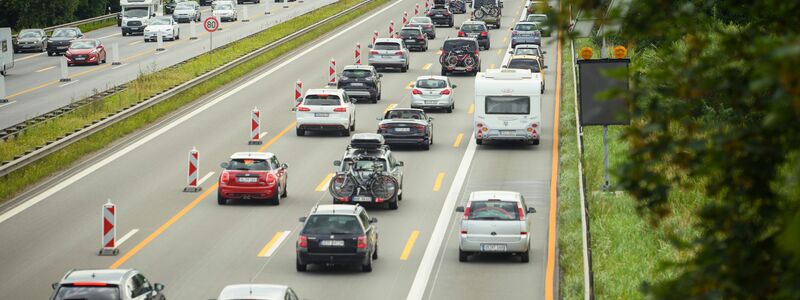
[77,17,118,34]
[558,38,700,299]
[0,0,389,202]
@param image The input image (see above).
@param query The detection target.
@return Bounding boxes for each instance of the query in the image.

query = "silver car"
[410,75,457,112]
[368,38,410,72]
[510,21,542,48]
[172,1,201,23]
[218,284,300,300]
[456,191,536,262]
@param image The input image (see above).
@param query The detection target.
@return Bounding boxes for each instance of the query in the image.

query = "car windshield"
[485,96,530,115]
[514,23,539,31]
[19,32,41,39]
[342,69,371,78]
[70,40,96,49]
[515,48,541,56]
[461,24,485,31]
[54,286,121,300]
[303,215,363,235]
[527,15,547,23]
[176,2,195,9]
[416,79,447,89]
[303,94,341,105]
[468,201,520,220]
[410,17,431,23]
[374,42,400,50]
[344,158,388,172]
[443,40,476,51]
[399,29,422,36]
[508,58,540,72]
[123,7,149,18]
[52,29,78,38]
[150,18,172,25]
[217,4,233,10]
[226,158,270,171]
[385,110,425,119]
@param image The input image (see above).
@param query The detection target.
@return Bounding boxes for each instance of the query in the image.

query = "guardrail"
[12,13,119,38]
[0,0,374,178]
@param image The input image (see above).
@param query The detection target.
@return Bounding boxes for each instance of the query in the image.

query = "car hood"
[17,37,42,42]
[67,48,95,55]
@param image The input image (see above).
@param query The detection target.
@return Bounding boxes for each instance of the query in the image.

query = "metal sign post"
[204,17,219,67]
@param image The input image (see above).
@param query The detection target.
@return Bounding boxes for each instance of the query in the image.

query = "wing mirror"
[451,84,457,88]
[367,44,373,48]
[154,283,165,292]
[501,65,507,68]
[378,74,383,78]
[543,65,549,69]
[219,162,229,169]
[543,50,547,54]
[527,207,537,214]
[376,117,383,120]
[298,216,307,223]
[508,50,513,54]
[369,217,378,224]
[397,161,404,167]
[454,26,460,30]
[52,283,59,290]
[455,206,465,212]
[281,163,289,169]
[333,160,342,166]
[429,117,435,120]
[290,107,297,111]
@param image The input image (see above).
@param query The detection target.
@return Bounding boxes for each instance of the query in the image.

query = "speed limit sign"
[203,17,219,33]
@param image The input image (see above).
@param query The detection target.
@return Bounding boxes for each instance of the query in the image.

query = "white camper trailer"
[0,28,13,75]
[473,68,542,145]
[120,0,162,36]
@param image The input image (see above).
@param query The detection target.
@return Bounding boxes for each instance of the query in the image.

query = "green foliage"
[1,0,116,30]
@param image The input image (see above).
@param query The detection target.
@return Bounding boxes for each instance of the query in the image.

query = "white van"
[0,28,13,75]
[120,0,162,36]
[473,68,542,145]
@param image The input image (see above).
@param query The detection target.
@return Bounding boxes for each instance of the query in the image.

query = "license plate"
[406,39,415,43]
[314,113,329,117]
[354,196,372,202]
[425,100,437,104]
[58,46,67,49]
[320,240,345,247]
[350,82,364,86]
[76,57,86,61]
[468,34,478,37]
[395,128,411,132]
[500,130,516,135]
[481,244,507,252]
[237,177,257,183]
[435,14,443,16]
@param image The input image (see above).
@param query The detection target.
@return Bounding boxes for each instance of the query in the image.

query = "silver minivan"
[456,191,536,262]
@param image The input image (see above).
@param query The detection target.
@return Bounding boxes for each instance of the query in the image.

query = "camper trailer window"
[485,96,530,115]
[1,41,6,52]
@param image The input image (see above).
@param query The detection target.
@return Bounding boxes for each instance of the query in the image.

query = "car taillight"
[418,35,425,40]
[298,106,310,112]
[460,230,468,234]
[457,31,465,37]
[480,31,488,36]
[298,235,308,248]
[440,89,451,95]
[463,206,471,220]
[425,24,433,28]
[394,51,404,56]
[333,107,347,112]
[521,231,528,235]
[412,89,422,95]
[426,12,433,16]
[264,174,277,187]
[474,50,480,56]
[518,207,525,220]
[220,172,230,183]
[357,235,367,249]
[370,50,379,55]
[476,122,484,128]
[415,125,426,131]
[444,12,451,16]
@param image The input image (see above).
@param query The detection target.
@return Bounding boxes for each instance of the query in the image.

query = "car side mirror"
[451,84,457,88]
[367,44,373,48]
[376,117,383,120]
[543,51,547,54]
[501,65,507,68]
[52,283,59,290]
[154,283,165,292]
[290,107,297,111]
[543,65,549,69]
[397,161,404,167]
[299,216,307,223]
[151,13,157,17]
[429,117,435,120]
[333,160,342,166]
[527,207,536,214]
[456,206,465,212]
[508,50,513,54]
[220,162,229,169]
[454,26,460,30]
[281,163,289,169]
[509,27,513,31]
[378,74,383,78]
[369,217,378,224]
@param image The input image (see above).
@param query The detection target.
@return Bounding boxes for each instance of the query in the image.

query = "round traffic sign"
[579,47,593,60]
[613,45,628,58]
[203,17,219,33]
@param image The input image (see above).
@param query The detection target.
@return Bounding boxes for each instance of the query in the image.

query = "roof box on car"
[350,133,385,149]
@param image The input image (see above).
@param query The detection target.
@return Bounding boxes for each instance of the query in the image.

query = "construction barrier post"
[265,0,271,14]
[249,107,263,145]
[425,0,429,10]
[389,20,394,38]
[294,80,303,107]
[98,200,119,256]
[328,58,336,86]
[60,57,71,82]
[372,31,378,46]
[156,31,165,51]
[403,11,408,25]
[415,4,419,16]
[0,75,8,103]
[190,20,198,40]
[184,147,202,192]
[111,43,121,65]
[242,6,250,22]
[355,43,361,65]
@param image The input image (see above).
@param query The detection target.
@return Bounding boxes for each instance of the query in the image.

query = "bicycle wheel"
[488,7,499,17]
[446,55,459,67]
[464,56,475,67]
[329,174,357,198]
[369,175,399,200]
[474,9,485,19]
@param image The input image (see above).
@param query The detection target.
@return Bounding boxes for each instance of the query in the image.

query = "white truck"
[120,0,163,36]
[0,28,13,75]
[473,68,542,145]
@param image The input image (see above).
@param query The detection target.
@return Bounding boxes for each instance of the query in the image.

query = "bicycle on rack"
[329,154,399,201]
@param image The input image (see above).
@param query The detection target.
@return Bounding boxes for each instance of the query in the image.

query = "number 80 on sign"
[203,17,219,33]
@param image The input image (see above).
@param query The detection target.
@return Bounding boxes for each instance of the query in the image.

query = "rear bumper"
[430,17,452,25]
[341,89,376,98]
[297,250,368,265]
[510,37,541,47]
[383,136,429,145]
[477,131,540,143]
[368,58,407,67]
[297,124,348,131]
[219,185,278,199]
[459,235,529,253]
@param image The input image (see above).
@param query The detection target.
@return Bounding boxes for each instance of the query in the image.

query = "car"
[510,21,542,48]
[172,1,201,23]
[525,13,551,36]
[456,191,537,262]
[217,152,288,205]
[65,39,107,66]
[504,54,547,93]
[329,134,404,208]
[213,0,238,8]
[377,108,435,149]
[526,0,551,14]
[457,21,490,50]
[293,89,357,136]
[144,16,180,41]
[337,65,382,103]
[296,204,379,272]
[200,0,214,5]
[439,37,481,76]
[471,0,502,29]
[426,8,454,27]
[237,0,262,3]
[46,27,83,56]
[408,17,436,39]
[397,27,428,51]
[164,0,191,15]
[213,2,238,21]
[13,29,47,53]
[367,38,410,72]
[410,76,457,112]
[49,269,166,300]
[448,0,468,14]
[218,284,298,300]
[509,44,545,62]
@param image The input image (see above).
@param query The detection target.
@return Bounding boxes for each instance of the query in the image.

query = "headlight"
[65,50,72,56]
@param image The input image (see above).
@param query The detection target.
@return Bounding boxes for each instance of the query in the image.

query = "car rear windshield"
[399,29,422,36]
[468,201,520,220]
[485,96,530,115]
[416,79,447,89]
[385,110,425,119]
[342,69,372,78]
[508,59,540,72]
[374,42,401,50]
[303,94,342,105]
[303,215,363,235]
[52,29,78,38]
[70,40,96,49]
[430,9,448,13]
[19,32,41,38]
[514,23,539,31]
[217,4,233,10]
[443,40,476,51]
[410,17,432,23]
[514,48,541,56]
[527,15,547,23]
[461,24,485,31]
[54,286,121,300]
[343,158,388,171]
[176,2,195,9]
[226,158,270,171]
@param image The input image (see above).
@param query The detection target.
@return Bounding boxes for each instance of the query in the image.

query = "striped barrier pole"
[294,80,303,107]
[111,43,121,65]
[265,0,271,15]
[0,75,8,103]
[190,20,198,40]
[60,57,71,82]
[403,11,408,25]
[184,147,202,192]
[242,6,250,22]
[156,31,165,51]
[98,200,119,256]
[328,58,336,86]
[249,107,263,145]
[355,42,361,65]
[389,20,394,38]
[425,0,429,10]
[415,4,419,16]
[372,30,378,46]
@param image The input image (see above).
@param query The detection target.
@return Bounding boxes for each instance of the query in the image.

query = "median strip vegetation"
[0,0,389,202]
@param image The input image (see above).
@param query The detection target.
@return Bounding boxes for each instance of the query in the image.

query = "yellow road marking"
[489,63,496,69]
[468,103,474,114]
[257,231,286,257]
[384,103,397,113]
[405,80,415,89]
[503,37,508,43]
[452,133,464,148]
[258,122,295,152]
[400,230,420,260]
[35,66,56,73]
[128,40,142,46]
[422,63,432,70]
[316,173,334,192]
[496,49,502,56]
[545,31,564,300]
[433,172,445,192]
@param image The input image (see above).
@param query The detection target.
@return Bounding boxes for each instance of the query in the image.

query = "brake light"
[532,123,538,128]
[418,35,425,40]
[264,174,277,187]
[463,206,471,219]
[333,107,347,112]
[520,231,528,235]
[394,51,404,56]
[480,31,488,36]
[518,207,526,220]
[357,235,367,249]
[425,24,433,28]
[298,106,310,112]
[379,124,389,130]
[370,50,379,55]
[444,12,451,16]
[474,49,480,56]
[476,122,484,128]
[298,235,308,248]
[220,172,230,183]
[72,282,108,287]
[412,89,422,95]
[460,230,468,234]
[457,31,465,37]
[426,12,433,16]
[415,125,426,131]
[440,89,451,95]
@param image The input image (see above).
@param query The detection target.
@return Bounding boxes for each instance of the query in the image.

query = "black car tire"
[281,182,288,198]
[362,254,373,272]
[459,249,470,262]
[476,139,483,145]
[47,51,53,56]
[446,104,453,113]
[271,186,281,205]
[520,248,530,263]
[377,91,382,100]
[441,68,448,76]
[296,128,305,136]
[217,192,227,205]
[296,258,307,272]
[388,198,399,209]
[341,127,351,136]
[373,244,378,259]
[371,95,378,104]
[350,118,356,131]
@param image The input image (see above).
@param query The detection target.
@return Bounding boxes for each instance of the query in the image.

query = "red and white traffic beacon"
[99,199,119,256]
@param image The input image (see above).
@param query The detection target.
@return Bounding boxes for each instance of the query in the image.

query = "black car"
[13,29,47,53]
[457,21,490,50]
[46,27,83,56]
[397,27,428,51]
[199,0,214,5]
[439,38,481,76]
[329,134,405,209]
[50,269,166,300]
[407,17,436,39]
[377,108,434,150]
[296,204,379,272]
[426,8,454,27]
[338,65,382,103]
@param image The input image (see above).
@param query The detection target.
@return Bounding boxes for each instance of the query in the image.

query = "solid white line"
[198,171,215,185]
[111,63,128,70]
[58,80,79,88]
[406,133,477,300]
[96,32,122,40]
[0,0,406,225]
[265,230,292,257]
[116,229,139,247]
[0,101,17,109]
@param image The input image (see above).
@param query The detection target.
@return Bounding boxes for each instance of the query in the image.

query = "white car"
[293,89,356,136]
[213,3,238,22]
[410,75,457,112]
[218,284,300,300]
[143,16,180,42]
[456,191,536,262]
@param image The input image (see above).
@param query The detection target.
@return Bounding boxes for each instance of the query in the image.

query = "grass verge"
[0,0,389,202]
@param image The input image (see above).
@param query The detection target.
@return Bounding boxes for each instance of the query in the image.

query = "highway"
[0,0,338,128]
[0,0,560,298]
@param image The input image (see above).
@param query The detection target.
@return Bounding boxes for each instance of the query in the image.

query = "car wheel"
[296,128,305,136]
[388,198,399,209]
[371,95,378,104]
[271,187,281,205]
[217,192,227,205]
[441,69,448,76]
[372,244,378,260]
[377,91,382,100]
[296,257,307,272]
[281,182,288,198]
[361,253,373,272]
[341,127,351,136]
[446,104,453,113]
[459,249,470,262]
[47,51,53,56]
[520,248,530,263]
[350,119,356,131]
[476,139,483,145]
